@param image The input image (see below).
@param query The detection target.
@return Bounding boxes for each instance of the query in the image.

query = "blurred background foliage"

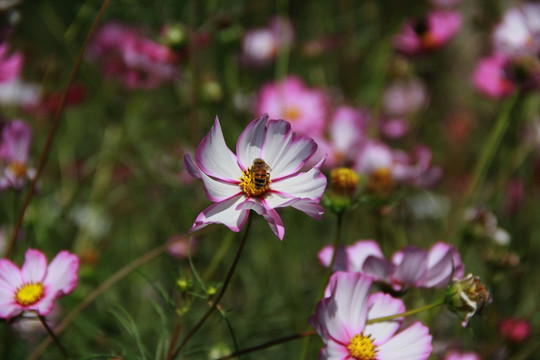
[1,0,539,359]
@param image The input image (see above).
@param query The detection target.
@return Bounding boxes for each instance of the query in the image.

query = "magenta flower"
[184,114,327,240]
[0,248,79,320]
[319,240,464,290]
[88,22,178,90]
[471,54,516,99]
[0,42,22,84]
[310,272,433,360]
[255,75,328,137]
[444,350,481,360]
[498,317,532,344]
[0,119,35,190]
[394,10,462,55]
[242,17,294,66]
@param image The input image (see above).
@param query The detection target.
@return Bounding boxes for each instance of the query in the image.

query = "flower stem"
[366,299,445,324]
[38,315,70,360]
[168,213,254,359]
[219,330,317,360]
[321,212,344,297]
[3,0,112,259]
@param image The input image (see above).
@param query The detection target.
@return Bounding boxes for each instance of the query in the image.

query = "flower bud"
[329,167,360,212]
[445,273,491,327]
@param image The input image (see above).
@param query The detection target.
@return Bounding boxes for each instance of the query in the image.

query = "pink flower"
[242,17,293,66]
[444,350,481,360]
[310,272,433,360]
[471,54,516,99]
[394,10,462,55]
[382,79,428,117]
[493,3,540,57]
[392,146,443,188]
[184,114,327,240]
[255,75,328,137]
[0,119,36,190]
[88,22,178,90]
[498,317,532,343]
[319,240,464,290]
[0,248,79,320]
[0,42,22,83]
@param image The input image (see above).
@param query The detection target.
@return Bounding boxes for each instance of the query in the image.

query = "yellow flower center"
[9,162,28,178]
[239,165,271,197]
[366,167,394,195]
[348,333,377,360]
[331,167,359,197]
[15,282,45,306]
[284,106,301,120]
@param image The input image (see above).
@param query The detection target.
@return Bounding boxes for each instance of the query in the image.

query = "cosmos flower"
[0,119,36,190]
[184,114,327,240]
[394,10,462,55]
[242,17,294,66]
[0,42,22,83]
[318,240,464,290]
[444,350,481,360]
[255,75,328,137]
[445,274,491,327]
[310,271,433,360]
[498,317,532,344]
[492,3,540,57]
[0,248,79,320]
[471,54,516,99]
[88,22,178,90]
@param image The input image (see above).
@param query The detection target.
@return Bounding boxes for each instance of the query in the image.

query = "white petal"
[364,293,405,345]
[260,119,317,178]
[392,247,428,286]
[21,249,48,284]
[320,340,351,360]
[43,251,79,295]
[236,115,268,170]
[199,170,242,202]
[195,117,241,181]
[190,195,249,233]
[270,158,327,200]
[376,322,433,360]
[263,192,325,219]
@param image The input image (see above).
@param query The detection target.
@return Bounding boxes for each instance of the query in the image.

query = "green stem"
[38,315,70,360]
[324,212,344,286]
[366,299,445,324]
[169,214,254,359]
[446,93,519,247]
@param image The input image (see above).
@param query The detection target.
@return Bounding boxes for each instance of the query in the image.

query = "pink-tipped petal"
[190,195,249,233]
[236,114,269,170]
[198,170,242,202]
[196,117,241,181]
[270,157,327,199]
[320,340,351,360]
[392,247,428,286]
[317,245,348,272]
[362,256,394,283]
[43,251,79,295]
[364,293,405,345]
[260,119,317,178]
[376,322,433,360]
[21,249,48,284]
[346,240,384,273]
[261,199,285,240]
[0,259,22,289]
[0,286,22,320]
[183,153,201,179]
[423,243,454,288]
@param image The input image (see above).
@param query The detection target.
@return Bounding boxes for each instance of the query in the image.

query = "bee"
[251,158,271,190]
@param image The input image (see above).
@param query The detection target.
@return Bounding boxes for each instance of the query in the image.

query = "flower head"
[0,248,79,320]
[498,317,532,343]
[184,114,327,240]
[0,119,36,190]
[471,54,516,99]
[310,272,433,360]
[445,273,491,327]
[0,42,22,84]
[242,17,294,66]
[492,3,540,57]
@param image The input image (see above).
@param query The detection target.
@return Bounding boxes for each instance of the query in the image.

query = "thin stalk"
[445,93,519,247]
[322,212,344,295]
[219,330,317,360]
[169,214,254,359]
[29,241,171,360]
[4,0,112,259]
[38,315,70,360]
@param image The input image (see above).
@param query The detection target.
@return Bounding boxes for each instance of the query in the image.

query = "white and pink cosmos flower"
[242,17,294,66]
[184,114,327,240]
[0,248,79,320]
[394,10,462,55]
[255,75,328,138]
[310,271,433,360]
[318,240,464,290]
[492,3,540,57]
[0,119,36,190]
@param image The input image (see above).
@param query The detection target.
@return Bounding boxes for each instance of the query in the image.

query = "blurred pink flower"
[242,17,293,66]
[382,79,428,117]
[0,42,22,83]
[498,317,532,343]
[471,54,516,98]
[88,22,178,90]
[310,272,433,360]
[314,106,368,169]
[319,240,464,290]
[184,114,327,240]
[0,248,79,320]
[493,3,540,57]
[394,10,462,55]
[255,75,328,137]
[0,119,35,190]
[444,350,481,360]
[167,234,196,259]
[379,117,410,139]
